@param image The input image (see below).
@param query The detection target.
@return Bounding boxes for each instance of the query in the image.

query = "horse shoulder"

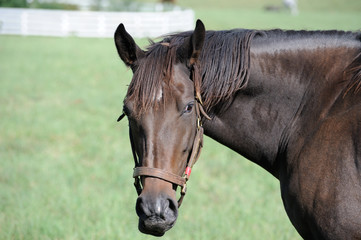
[281,103,361,239]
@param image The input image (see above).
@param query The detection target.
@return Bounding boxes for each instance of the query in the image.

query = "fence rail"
[0,7,194,38]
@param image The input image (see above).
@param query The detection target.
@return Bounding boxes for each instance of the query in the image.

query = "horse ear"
[179,19,205,65]
[189,19,206,65]
[114,23,144,67]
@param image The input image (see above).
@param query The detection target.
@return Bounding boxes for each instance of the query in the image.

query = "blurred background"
[1,0,360,239]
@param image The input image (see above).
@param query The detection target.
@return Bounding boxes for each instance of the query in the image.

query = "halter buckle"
[181,182,187,195]
[197,117,201,129]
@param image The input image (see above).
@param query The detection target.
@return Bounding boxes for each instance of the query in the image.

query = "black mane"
[126,28,361,114]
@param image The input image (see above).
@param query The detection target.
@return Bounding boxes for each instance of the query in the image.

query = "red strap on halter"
[185,166,192,177]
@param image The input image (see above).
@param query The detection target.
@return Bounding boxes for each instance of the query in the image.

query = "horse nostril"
[167,197,177,215]
[136,196,150,219]
[162,197,178,222]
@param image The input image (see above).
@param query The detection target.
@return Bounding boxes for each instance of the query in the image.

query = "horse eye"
[183,103,194,113]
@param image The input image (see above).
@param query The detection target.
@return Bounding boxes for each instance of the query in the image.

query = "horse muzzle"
[136,190,178,236]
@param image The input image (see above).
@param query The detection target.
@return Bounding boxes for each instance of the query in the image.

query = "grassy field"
[1,1,360,239]
[177,0,361,12]
[181,0,361,31]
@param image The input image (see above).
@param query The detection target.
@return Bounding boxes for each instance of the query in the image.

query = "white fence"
[0,7,195,38]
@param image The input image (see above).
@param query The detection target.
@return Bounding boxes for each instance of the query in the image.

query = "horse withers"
[114,20,361,239]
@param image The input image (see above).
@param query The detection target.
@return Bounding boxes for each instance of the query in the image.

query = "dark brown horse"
[114,20,361,239]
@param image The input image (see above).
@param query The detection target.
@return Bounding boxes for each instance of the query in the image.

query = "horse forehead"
[171,64,194,96]
[149,64,192,103]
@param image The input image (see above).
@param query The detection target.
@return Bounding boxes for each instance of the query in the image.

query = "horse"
[114,20,361,239]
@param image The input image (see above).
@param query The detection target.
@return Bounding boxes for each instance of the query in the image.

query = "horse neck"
[203,37,360,178]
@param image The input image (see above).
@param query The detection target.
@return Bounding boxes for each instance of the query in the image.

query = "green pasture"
[1,1,360,239]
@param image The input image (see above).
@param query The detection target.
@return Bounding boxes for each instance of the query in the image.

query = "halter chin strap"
[130,100,207,207]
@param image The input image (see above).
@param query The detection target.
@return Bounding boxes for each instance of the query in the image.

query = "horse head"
[114,20,207,236]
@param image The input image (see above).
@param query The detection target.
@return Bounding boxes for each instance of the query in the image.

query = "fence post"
[98,14,105,37]
[21,11,28,36]
[61,13,69,37]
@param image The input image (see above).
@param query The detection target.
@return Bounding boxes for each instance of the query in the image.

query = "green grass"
[1,2,360,239]
[177,0,361,12]
[196,9,361,31]
[187,0,361,31]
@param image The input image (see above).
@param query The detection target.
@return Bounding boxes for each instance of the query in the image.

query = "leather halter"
[117,60,210,207]
[118,97,208,207]
[129,99,206,207]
